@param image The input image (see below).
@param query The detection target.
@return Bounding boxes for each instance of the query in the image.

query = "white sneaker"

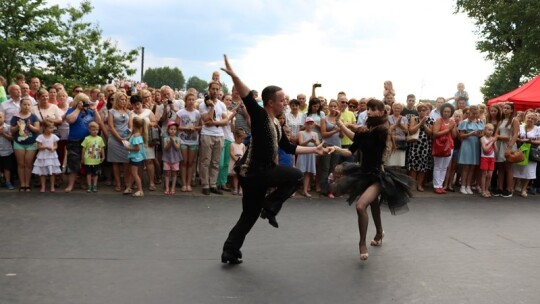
[460,187,468,194]
[466,187,474,195]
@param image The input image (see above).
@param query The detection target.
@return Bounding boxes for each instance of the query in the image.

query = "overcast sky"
[52,0,494,103]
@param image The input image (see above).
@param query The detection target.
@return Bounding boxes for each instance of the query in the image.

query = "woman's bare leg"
[356,183,382,260]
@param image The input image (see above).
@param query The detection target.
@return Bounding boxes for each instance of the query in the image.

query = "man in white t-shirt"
[429,97,445,120]
[0,84,24,122]
[198,81,230,195]
[157,86,184,136]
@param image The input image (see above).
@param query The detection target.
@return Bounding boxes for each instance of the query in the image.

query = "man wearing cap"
[219,55,334,264]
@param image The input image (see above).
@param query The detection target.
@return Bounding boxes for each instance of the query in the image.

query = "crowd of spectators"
[1,73,540,199]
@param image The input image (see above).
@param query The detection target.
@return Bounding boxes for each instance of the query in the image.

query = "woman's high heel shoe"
[370,231,385,247]
[359,243,369,261]
[360,252,369,261]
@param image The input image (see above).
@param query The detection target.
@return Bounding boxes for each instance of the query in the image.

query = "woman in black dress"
[333,99,412,261]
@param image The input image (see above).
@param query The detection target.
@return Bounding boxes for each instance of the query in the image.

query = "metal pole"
[140,47,145,83]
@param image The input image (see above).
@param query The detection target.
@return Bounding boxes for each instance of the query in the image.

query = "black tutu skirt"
[334,162,414,215]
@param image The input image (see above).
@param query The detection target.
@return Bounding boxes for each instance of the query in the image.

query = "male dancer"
[220,55,334,264]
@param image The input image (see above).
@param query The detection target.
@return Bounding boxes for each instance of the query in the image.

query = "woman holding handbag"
[387,103,408,167]
[495,102,520,197]
[432,103,457,194]
[406,103,434,192]
[512,113,540,197]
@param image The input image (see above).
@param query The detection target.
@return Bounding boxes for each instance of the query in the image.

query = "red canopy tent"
[487,74,540,111]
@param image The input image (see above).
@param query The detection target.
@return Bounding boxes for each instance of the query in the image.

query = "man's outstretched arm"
[221,55,250,98]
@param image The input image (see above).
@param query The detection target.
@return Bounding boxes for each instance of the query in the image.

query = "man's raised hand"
[221,55,236,78]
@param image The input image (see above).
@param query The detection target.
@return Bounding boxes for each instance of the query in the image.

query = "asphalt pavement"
[0,187,539,304]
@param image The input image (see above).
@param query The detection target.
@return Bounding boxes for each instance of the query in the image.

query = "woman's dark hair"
[130,94,142,104]
[47,86,57,93]
[307,97,322,116]
[503,102,515,128]
[440,103,455,117]
[106,94,114,110]
[289,99,300,106]
[487,105,502,125]
[366,99,385,112]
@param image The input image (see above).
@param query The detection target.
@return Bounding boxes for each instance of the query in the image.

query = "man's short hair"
[208,81,222,89]
[262,85,282,107]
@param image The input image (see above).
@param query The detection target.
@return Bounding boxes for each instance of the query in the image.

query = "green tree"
[0,0,138,86]
[456,0,540,101]
[221,82,230,95]
[186,76,208,94]
[143,67,185,90]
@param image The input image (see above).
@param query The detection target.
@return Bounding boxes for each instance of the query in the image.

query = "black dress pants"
[223,165,303,253]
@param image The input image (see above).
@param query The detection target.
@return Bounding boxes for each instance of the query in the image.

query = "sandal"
[114,186,122,192]
[359,243,369,261]
[164,189,170,195]
[181,186,187,192]
[123,188,132,195]
[25,187,32,192]
[170,189,175,195]
[186,186,192,192]
[132,191,144,197]
[481,192,490,198]
[370,231,385,247]
[521,191,528,198]
[149,184,156,191]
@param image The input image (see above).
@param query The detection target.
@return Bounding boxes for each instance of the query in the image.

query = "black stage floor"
[1,189,539,304]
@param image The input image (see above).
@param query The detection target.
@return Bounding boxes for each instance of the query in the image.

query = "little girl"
[327,163,344,198]
[383,80,395,97]
[296,117,319,197]
[32,121,62,192]
[229,128,246,195]
[162,121,182,195]
[125,117,147,197]
[176,92,201,192]
[480,123,498,197]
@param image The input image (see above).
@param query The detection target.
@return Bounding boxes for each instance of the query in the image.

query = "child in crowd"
[229,128,246,195]
[176,92,201,192]
[278,126,294,168]
[455,83,469,105]
[162,121,182,195]
[296,117,319,197]
[383,80,396,97]
[96,92,106,111]
[479,123,498,197]
[327,163,344,199]
[0,111,15,190]
[32,121,62,192]
[125,117,147,197]
[81,122,106,193]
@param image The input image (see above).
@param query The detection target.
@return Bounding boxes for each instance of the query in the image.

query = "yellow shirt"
[340,110,356,146]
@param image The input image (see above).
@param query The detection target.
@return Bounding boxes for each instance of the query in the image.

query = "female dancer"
[333,99,413,261]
